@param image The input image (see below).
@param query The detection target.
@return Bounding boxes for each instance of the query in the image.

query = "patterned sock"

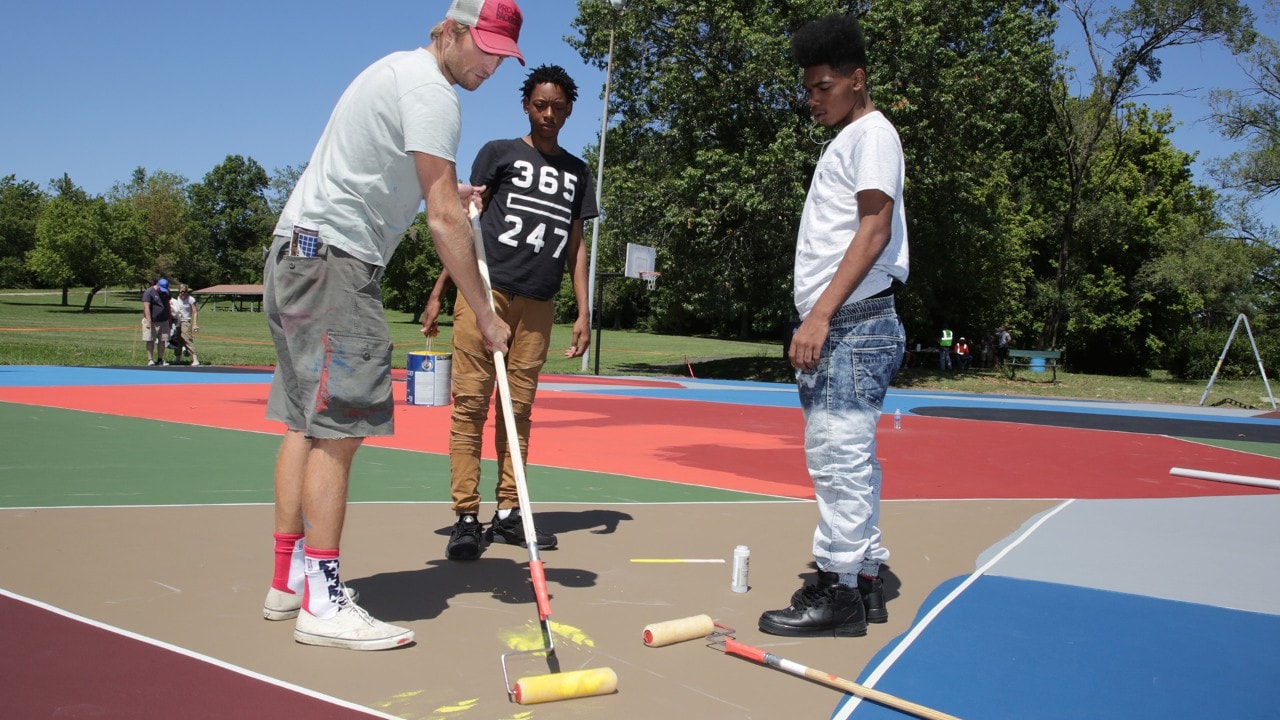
[302,546,343,620]
[837,572,860,589]
[271,532,304,593]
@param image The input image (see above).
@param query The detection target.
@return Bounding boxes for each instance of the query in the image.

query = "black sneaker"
[446,514,484,561]
[485,510,557,550]
[801,570,888,624]
[857,574,888,624]
[759,580,866,637]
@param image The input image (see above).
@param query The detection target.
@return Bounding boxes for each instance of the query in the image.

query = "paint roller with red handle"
[639,614,961,719]
[470,201,616,705]
[720,637,962,720]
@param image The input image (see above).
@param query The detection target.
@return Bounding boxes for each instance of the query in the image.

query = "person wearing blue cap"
[140,278,172,366]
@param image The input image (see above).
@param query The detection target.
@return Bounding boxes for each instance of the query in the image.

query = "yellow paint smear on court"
[372,688,424,711]
[500,620,595,651]
[431,697,480,715]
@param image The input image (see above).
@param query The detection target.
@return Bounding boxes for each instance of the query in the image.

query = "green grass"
[1,287,1274,409]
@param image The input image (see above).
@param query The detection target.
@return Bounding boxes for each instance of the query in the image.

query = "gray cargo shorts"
[263,235,394,439]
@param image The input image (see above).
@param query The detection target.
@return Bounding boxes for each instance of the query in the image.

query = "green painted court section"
[1188,437,1280,458]
[0,402,785,508]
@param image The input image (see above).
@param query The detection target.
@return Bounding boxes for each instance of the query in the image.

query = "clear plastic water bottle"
[893,409,902,430]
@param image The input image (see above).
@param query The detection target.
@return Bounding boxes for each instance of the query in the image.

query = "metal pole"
[593,272,623,375]
[582,27,616,373]
[1199,314,1243,406]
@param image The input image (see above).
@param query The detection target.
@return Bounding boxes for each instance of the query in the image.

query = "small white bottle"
[731,545,750,593]
[893,409,902,430]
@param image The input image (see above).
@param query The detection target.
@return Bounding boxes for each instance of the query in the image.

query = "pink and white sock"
[302,546,343,619]
[271,532,304,594]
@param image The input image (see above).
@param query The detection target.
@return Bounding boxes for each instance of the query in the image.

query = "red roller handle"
[529,560,552,621]
[723,637,768,664]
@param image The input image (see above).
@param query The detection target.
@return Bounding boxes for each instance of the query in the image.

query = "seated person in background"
[953,336,972,370]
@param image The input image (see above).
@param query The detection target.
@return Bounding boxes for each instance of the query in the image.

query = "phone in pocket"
[290,222,320,257]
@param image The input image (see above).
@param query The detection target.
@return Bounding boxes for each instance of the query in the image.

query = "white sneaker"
[293,599,413,650]
[160,361,169,366]
[146,360,156,366]
[263,585,360,621]
[191,359,200,367]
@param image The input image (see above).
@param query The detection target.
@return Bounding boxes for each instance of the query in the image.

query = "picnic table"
[1005,348,1062,381]
[192,284,263,312]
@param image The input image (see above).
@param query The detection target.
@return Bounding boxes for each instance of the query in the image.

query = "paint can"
[406,351,452,406]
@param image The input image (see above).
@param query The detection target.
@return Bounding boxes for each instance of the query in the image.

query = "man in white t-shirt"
[759,13,908,639]
[261,0,521,651]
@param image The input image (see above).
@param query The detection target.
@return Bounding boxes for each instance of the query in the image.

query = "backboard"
[623,243,656,279]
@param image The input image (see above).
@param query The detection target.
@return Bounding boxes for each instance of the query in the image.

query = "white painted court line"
[0,587,400,719]
[832,498,1076,720]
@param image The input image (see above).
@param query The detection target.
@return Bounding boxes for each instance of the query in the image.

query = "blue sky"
[0,1,609,196]
[1,1,1275,223]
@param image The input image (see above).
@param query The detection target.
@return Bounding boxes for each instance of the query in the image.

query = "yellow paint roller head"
[512,667,618,705]
[642,614,716,647]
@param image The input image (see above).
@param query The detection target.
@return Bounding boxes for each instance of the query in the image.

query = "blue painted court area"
[833,495,1280,720]
[0,365,271,387]
[843,576,1280,719]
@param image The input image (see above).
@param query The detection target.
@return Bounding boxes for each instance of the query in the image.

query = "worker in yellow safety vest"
[939,326,953,371]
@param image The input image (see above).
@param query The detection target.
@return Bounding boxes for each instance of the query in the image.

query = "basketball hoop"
[639,271,661,292]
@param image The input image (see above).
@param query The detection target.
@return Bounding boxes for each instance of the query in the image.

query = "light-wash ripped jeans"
[796,294,904,579]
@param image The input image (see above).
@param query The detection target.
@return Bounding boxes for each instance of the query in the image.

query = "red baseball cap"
[447,0,525,66]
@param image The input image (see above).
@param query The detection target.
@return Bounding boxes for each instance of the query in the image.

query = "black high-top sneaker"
[857,573,888,623]
[445,514,484,561]
[759,577,867,637]
[486,509,557,550]
[802,570,888,624]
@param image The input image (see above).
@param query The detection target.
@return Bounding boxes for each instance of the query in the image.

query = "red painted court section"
[0,595,375,719]
[1,382,1275,500]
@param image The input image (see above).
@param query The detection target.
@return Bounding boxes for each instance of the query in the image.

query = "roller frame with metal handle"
[715,635,962,720]
[467,203,564,698]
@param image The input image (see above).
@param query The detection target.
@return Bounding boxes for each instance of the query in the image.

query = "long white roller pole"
[1170,467,1280,491]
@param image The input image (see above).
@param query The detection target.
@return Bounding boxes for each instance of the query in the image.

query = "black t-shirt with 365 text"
[470,139,598,301]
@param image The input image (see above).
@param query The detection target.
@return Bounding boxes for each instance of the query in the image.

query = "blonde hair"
[430,19,470,43]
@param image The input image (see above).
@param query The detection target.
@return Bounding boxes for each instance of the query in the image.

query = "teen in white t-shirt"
[759,13,908,640]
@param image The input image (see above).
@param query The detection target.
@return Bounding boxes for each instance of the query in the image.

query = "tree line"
[2,0,1278,379]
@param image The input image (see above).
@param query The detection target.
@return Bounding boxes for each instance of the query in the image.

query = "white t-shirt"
[793,110,909,320]
[170,295,196,323]
[274,49,461,267]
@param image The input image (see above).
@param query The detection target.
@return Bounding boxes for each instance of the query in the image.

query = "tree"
[1043,0,1257,356]
[570,0,1065,345]
[1060,104,1223,373]
[267,164,305,217]
[109,168,205,287]
[864,0,1060,346]
[382,213,445,324]
[0,175,47,288]
[571,0,831,339]
[187,155,274,284]
[27,194,146,311]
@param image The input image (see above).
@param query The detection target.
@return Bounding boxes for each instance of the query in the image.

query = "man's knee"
[453,394,491,422]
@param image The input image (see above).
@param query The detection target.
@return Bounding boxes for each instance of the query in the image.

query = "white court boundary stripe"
[834,498,1076,720]
[0,587,399,719]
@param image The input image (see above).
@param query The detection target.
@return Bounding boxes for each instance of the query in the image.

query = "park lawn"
[0,287,1273,409]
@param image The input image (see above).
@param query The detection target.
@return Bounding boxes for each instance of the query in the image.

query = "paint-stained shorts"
[263,235,393,439]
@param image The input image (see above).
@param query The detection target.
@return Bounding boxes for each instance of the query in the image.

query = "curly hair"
[521,64,579,104]
[791,13,867,74]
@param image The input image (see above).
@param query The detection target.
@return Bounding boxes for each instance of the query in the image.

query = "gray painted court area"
[983,495,1280,615]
